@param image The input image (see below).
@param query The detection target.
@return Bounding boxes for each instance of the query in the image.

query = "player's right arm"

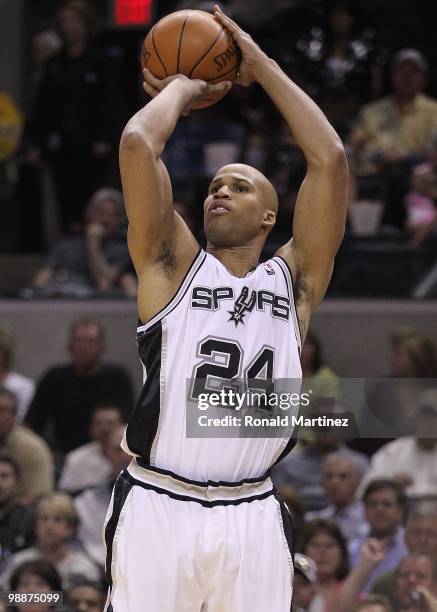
[119,73,231,321]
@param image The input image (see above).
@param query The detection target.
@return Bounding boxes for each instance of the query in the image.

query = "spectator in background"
[8,560,64,612]
[272,432,368,512]
[25,317,133,454]
[405,135,437,249]
[32,188,131,296]
[355,595,393,612]
[301,330,342,408]
[1,493,100,589]
[294,0,382,138]
[349,49,437,227]
[66,577,105,612]
[372,500,437,608]
[31,30,62,92]
[389,329,437,379]
[306,452,367,543]
[28,0,124,231]
[392,554,437,612]
[292,553,324,612]
[75,424,129,565]
[0,325,34,423]
[360,389,437,498]
[58,402,124,494]
[349,479,408,593]
[0,457,35,573]
[360,328,437,456]
[0,388,54,502]
[302,519,389,612]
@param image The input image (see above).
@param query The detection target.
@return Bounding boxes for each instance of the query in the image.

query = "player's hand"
[212,4,268,86]
[142,69,231,113]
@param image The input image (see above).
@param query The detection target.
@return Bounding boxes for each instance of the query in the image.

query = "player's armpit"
[276,150,348,313]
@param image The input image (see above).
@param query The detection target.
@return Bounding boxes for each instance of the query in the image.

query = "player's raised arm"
[214,6,348,330]
[119,72,230,274]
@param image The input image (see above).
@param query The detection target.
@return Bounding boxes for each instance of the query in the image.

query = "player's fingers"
[142,68,165,90]
[208,81,232,95]
[213,5,241,34]
[143,81,159,97]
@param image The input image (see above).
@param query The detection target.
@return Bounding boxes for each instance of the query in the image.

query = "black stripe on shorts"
[121,469,275,508]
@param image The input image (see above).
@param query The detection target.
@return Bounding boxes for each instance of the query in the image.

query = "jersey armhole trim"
[137,248,206,333]
[273,256,302,352]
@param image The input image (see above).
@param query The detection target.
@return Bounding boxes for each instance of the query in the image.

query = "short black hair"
[10,560,62,592]
[363,479,407,510]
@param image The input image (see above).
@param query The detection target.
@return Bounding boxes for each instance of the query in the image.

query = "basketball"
[141,10,240,109]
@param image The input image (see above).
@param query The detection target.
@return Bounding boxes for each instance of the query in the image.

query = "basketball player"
[103,6,347,612]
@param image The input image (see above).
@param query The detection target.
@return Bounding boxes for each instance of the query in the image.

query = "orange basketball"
[141,10,240,109]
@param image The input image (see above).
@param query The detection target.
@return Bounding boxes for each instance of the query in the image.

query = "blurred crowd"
[0,0,437,298]
[0,318,436,610]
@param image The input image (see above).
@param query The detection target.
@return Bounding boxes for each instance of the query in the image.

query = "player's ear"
[262,209,276,229]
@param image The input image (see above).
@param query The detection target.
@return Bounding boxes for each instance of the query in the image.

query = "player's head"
[203,164,278,250]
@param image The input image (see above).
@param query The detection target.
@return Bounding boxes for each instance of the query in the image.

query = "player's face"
[203,165,276,248]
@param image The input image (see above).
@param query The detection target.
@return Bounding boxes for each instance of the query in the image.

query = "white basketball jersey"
[122,249,302,482]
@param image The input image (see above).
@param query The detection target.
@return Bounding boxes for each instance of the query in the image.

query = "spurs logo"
[191,285,290,324]
[228,286,256,327]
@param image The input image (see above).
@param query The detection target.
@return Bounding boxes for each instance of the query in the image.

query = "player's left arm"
[214,6,348,337]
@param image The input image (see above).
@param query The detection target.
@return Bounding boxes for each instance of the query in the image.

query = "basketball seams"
[188,27,225,78]
[151,24,168,78]
[205,63,239,83]
[177,13,190,74]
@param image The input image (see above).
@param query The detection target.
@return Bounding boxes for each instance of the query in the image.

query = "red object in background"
[114,0,153,25]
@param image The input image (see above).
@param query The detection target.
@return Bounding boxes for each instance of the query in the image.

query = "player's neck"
[206,244,260,278]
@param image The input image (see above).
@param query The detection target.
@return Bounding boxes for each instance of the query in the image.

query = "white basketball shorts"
[103,459,294,612]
